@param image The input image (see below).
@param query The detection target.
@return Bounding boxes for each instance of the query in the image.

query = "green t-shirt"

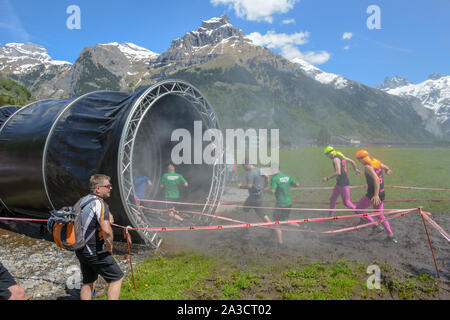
[161,173,187,199]
[271,172,298,207]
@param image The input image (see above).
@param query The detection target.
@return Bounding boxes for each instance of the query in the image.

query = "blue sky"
[0,0,449,88]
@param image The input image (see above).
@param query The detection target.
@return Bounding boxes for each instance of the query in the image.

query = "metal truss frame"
[118,80,226,248]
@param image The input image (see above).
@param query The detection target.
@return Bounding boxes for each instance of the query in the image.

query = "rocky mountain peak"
[0,42,52,62]
[427,72,443,81]
[199,14,230,30]
[157,15,246,62]
[377,75,412,90]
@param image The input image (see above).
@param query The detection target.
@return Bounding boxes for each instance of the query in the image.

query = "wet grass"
[102,253,442,300]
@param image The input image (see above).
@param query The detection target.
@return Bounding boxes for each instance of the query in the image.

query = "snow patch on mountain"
[0,43,71,66]
[384,75,450,127]
[292,57,349,89]
[101,42,159,61]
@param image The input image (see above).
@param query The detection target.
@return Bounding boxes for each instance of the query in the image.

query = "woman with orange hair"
[355,150,397,243]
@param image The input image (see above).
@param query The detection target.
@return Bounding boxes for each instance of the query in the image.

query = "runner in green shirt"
[270,165,300,248]
[160,164,188,222]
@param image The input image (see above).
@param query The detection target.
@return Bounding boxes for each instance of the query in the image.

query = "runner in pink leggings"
[355,150,398,244]
[323,146,361,217]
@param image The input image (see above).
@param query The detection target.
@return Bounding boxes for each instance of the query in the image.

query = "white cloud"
[247,30,330,65]
[290,47,331,65]
[211,0,299,23]
[344,45,350,50]
[282,18,295,24]
[247,30,309,48]
[342,32,353,40]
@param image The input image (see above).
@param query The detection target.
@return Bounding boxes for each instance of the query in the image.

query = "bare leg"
[8,285,26,300]
[107,277,123,300]
[80,283,95,300]
[329,186,340,217]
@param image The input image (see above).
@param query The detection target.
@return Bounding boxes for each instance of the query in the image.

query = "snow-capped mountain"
[0,43,72,73]
[70,42,159,93]
[380,74,450,134]
[377,76,412,91]
[157,15,249,62]
[0,43,73,98]
[0,41,159,98]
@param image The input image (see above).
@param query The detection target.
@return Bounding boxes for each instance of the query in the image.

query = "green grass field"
[105,147,450,300]
[108,253,440,301]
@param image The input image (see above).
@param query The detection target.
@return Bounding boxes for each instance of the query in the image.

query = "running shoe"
[389,236,398,244]
[371,224,384,234]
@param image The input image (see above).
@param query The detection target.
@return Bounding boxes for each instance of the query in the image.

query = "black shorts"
[75,252,124,285]
[0,262,17,300]
[243,197,266,220]
[273,205,292,222]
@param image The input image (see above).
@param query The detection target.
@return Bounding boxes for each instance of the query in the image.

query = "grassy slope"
[0,78,34,106]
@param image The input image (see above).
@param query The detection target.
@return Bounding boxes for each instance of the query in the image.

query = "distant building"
[330,136,361,147]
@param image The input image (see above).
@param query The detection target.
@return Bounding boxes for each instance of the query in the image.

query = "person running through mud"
[134,175,153,200]
[323,146,361,217]
[238,159,271,228]
[0,262,26,300]
[160,164,188,223]
[355,150,397,243]
[270,164,300,248]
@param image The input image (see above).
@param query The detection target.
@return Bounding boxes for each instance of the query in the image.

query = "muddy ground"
[0,186,449,299]
[162,187,450,283]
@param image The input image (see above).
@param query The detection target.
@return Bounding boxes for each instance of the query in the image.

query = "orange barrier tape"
[221,198,450,206]
[386,185,450,191]
[421,212,450,242]
[0,217,47,222]
[117,207,416,233]
[138,198,401,213]
[140,205,415,234]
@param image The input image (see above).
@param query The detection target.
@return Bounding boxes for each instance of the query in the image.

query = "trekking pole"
[418,207,440,278]
[124,226,137,290]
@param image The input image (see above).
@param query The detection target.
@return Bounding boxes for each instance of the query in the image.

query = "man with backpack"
[75,174,124,300]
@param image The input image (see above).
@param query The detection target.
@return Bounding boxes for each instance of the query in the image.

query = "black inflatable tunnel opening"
[0,80,226,247]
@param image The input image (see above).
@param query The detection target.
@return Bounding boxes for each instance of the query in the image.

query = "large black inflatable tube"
[0,80,225,245]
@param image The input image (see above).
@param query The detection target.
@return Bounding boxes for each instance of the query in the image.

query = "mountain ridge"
[0,15,447,142]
